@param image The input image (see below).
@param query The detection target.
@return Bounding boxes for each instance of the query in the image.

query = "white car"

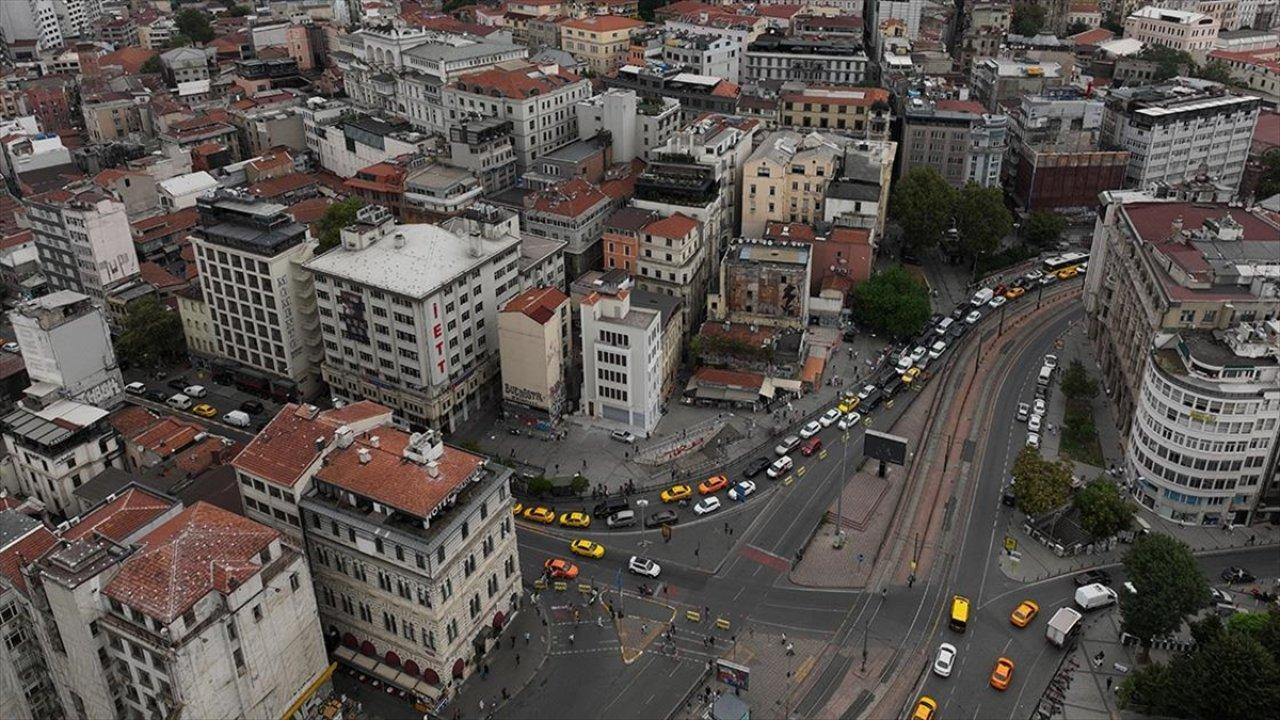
[628,556,661,578]
[1044,354,1058,370]
[964,310,982,325]
[928,340,947,360]
[183,385,207,398]
[728,481,756,501]
[819,408,841,427]
[775,435,801,456]
[933,643,957,678]
[1078,263,1089,275]
[857,384,876,400]
[1028,414,1043,433]
[694,497,722,516]
[1025,269,1045,282]
[909,345,928,363]
[1016,402,1030,422]
[988,295,1007,309]
[124,381,147,396]
[611,430,637,444]
[837,412,862,430]
[1027,432,1041,449]
[799,421,822,439]
[1,342,20,353]
[895,355,914,373]
[1033,398,1047,416]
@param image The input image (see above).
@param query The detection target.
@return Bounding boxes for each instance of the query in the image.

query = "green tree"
[1136,45,1194,81]
[638,0,664,21]
[140,55,163,75]
[1255,148,1280,199]
[1061,359,1099,400]
[1067,20,1090,35]
[225,3,251,16]
[1119,660,1176,716]
[443,0,473,11]
[165,33,193,49]
[1177,631,1280,719]
[1073,479,1133,540]
[889,167,956,252]
[176,9,215,43]
[1120,534,1209,652]
[1023,210,1066,248]
[1011,447,1073,515]
[1011,3,1048,35]
[1193,60,1235,85]
[315,198,366,252]
[115,297,187,369]
[954,182,1012,261]
[850,265,931,340]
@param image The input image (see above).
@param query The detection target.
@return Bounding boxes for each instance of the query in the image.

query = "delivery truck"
[1046,607,1083,647]
[1075,583,1119,611]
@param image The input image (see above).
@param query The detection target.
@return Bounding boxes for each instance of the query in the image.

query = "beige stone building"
[559,15,646,76]
[1124,6,1220,59]
[741,131,845,238]
[498,286,572,428]
[778,86,892,138]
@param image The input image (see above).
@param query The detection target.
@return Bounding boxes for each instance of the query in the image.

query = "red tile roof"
[288,197,334,225]
[1070,28,1114,45]
[765,222,817,242]
[781,86,889,107]
[0,229,32,251]
[110,405,164,440]
[644,213,699,239]
[139,262,186,290]
[693,367,765,390]
[561,15,645,32]
[503,286,568,324]
[103,503,277,623]
[452,63,582,100]
[0,523,57,598]
[530,177,609,218]
[233,402,392,488]
[249,173,316,199]
[756,3,803,19]
[63,487,176,544]
[130,416,205,458]
[711,81,740,98]
[935,99,987,115]
[99,47,158,74]
[314,432,485,519]
[1253,110,1280,156]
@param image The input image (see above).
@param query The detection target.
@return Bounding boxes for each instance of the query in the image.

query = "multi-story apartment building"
[635,213,705,336]
[1084,192,1280,522]
[630,159,724,307]
[443,62,591,172]
[498,287,572,429]
[559,15,645,76]
[81,91,155,144]
[513,178,613,285]
[1100,78,1260,194]
[743,32,869,87]
[957,1,1012,71]
[655,113,759,237]
[191,190,322,398]
[576,89,681,163]
[778,86,892,138]
[821,138,898,237]
[709,239,812,331]
[448,119,518,194]
[304,205,523,432]
[1124,6,1219,59]
[605,63,740,121]
[26,183,140,301]
[0,510,60,720]
[580,273,665,435]
[742,131,846,238]
[971,58,1062,112]
[299,424,522,697]
[901,98,1007,188]
[10,291,123,407]
[661,32,740,81]
[602,207,657,274]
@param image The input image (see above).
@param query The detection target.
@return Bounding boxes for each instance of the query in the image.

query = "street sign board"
[1004,536,1018,552]
[715,659,750,690]
[863,430,908,466]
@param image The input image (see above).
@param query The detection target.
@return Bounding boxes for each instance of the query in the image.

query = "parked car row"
[125,379,269,429]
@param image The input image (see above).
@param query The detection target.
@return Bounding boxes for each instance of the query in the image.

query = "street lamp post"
[860,616,869,672]
[835,431,850,548]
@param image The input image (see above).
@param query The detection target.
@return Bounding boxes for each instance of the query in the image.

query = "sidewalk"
[670,630,828,720]
[447,596,550,720]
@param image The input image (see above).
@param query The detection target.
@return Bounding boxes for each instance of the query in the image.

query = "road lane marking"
[783,475,794,485]
[818,450,829,460]
[793,655,817,685]
[797,466,808,476]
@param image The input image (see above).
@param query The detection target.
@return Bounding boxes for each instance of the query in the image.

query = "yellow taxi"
[512,502,524,516]
[902,367,922,384]
[838,397,861,414]
[660,484,693,503]
[1057,267,1078,280]
[1010,600,1040,628]
[192,403,218,418]
[559,511,591,528]
[569,539,605,559]
[1005,286,1026,300]
[990,657,1015,691]
[699,475,729,495]
[522,506,555,524]
[911,696,938,720]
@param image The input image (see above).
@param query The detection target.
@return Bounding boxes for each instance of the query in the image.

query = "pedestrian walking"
[502,687,510,701]
[786,642,795,656]
[516,653,521,666]
[781,632,787,645]
[479,699,486,714]
[524,631,531,645]
[597,616,604,629]
[568,633,575,645]
[642,623,648,635]
[483,663,490,678]
[1106,677,1113,690]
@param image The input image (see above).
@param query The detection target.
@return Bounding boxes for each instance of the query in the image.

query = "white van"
[767,456,793,479]
[167,394,192,411]
[1074,583,1118,611]
[971,288,994,307]
[222,410,252,428]
[1037,365,1054,387]
[935,317,955,336]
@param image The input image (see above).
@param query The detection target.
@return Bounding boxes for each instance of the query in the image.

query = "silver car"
[933,643,957,678]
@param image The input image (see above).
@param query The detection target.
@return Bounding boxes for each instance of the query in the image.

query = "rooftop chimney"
[370,435,380,448]
[358,448,372,465]
[335,426,355,448]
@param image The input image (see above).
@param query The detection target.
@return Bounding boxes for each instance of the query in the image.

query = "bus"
[949,595,970,633]
[1042,252,1089,274]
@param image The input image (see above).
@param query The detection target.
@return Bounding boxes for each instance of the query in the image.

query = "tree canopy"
[140,55,163,75]
[1011,3,1048,36]
[1073,478,1133,540]
[1011,447,1073,516]
[850,265,931,340]
[115,297,187,369]
[315,198,366,253]
[176,9,215,44]
[1193,60,1235,85]
[1061,359,1099,400]
[1023,210,1066,248]
[953,182,1013,260]
[1255,148,1280,200]
[1136,45,1195,82]
[1120,534,1209,647]
[889,167,956,252]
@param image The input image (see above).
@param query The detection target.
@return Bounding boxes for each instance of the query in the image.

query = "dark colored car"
[145,390,168,403]
[239,399,265,415]
[167,377,190,391]
[645,510,679,528]
[1074,569,1112,588]
[950,306,967,321]
[743,457,771,478]
[1221,566,1255,584]
[842,328,858,342]
[593,497,630,519]
[947,322,968,341]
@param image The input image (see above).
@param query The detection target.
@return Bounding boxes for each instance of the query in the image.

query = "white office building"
[304,205,523,432]
[580,274,663,436]
[10,291,123,407]
[576,89,681,163]
[26,183,140,301]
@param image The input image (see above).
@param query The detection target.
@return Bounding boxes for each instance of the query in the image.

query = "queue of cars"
[124,379,267,428]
